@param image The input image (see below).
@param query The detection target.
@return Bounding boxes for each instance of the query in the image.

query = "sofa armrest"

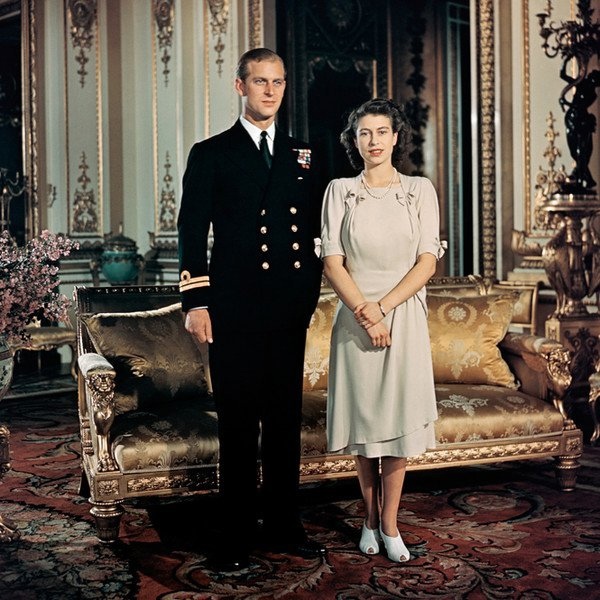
[499,333,572,417]
[78,352,118,472]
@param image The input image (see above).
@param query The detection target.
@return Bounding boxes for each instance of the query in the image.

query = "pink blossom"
[0,230,79,344]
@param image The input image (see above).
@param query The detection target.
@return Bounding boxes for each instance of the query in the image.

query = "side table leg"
[0,423,20,542]
[588,373,600,444]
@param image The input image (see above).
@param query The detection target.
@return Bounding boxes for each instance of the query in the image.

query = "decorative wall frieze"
[477,0,496,283]
[522,0,532,233]
[534,112,568,227]
[159,152,177,232]
[248,0,263,49]
[404,7,429,176]
[154,0,174,86]
[207,0,230,76]
[72,152,99,234]
[67,0,97,87]
[23,0,39,238]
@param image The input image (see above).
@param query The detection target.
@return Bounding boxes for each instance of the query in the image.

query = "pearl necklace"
[361,169,397,199]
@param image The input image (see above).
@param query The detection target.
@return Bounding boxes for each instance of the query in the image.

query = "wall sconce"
[0,168,27,234]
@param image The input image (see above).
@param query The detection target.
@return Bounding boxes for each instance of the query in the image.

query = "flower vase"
[0,335,19,541]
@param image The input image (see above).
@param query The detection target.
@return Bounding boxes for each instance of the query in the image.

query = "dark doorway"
[276,0,473,276]
[277,0,388,190]
[0,8,25,244]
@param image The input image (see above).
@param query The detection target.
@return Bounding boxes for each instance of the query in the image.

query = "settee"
[74,277,583,542]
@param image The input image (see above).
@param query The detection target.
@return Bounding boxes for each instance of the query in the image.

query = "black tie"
[260,131,272,169]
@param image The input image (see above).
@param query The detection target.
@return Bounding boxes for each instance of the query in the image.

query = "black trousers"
[209,326,307,544]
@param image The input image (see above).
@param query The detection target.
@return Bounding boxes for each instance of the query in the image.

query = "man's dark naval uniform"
[178,116,323,560]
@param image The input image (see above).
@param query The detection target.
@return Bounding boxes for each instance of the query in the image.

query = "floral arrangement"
[0,230,79,344]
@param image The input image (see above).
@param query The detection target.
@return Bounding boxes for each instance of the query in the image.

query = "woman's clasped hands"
[354,301,392,348]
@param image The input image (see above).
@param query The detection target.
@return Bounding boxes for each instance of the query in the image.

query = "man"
[177,48,325,570]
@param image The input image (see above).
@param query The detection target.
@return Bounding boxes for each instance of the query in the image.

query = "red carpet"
[0,392,599,599]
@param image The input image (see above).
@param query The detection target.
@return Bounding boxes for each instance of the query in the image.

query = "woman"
[321,99,444,562]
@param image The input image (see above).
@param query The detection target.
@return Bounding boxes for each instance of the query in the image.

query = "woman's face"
[354,114,398,168]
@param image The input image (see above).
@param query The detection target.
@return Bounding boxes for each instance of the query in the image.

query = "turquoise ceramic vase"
[100,227,142,285]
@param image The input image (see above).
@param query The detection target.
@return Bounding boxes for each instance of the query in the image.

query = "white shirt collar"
[239,116,275,152]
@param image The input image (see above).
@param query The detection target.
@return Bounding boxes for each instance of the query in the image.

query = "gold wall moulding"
[248,0,262,49]
[67,0,97,88]
[159,152,177,232]
[72,152,100,234]
[154,0,174,86]
[534,112,568,228]
[207,0,230,76]
[477,0,496,282]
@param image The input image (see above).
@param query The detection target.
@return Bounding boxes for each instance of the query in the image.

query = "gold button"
[291,224,298,232]
[260,209,266,216]
[292,242,299,250]
[293,261,301,269]
[260,226,267,234]
[262,262,270,270]
[290,206,297,214]
[261,244,268,252]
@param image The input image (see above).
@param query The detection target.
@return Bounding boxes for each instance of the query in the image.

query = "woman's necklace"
[361,168,397,200]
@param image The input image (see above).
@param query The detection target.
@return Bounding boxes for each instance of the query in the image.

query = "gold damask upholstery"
[433,383,564,444]
[80,304,209,413]
[491,281,540,334]
[303,293,338,391]
[427,293,519,389]
[110,400,218,472]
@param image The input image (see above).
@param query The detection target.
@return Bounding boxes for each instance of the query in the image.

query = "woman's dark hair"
[340,99,412,170]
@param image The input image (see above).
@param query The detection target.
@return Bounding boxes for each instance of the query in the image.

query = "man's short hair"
[236,48,286,81]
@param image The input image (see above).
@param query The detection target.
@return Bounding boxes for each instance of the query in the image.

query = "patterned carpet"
[0,387,599,599]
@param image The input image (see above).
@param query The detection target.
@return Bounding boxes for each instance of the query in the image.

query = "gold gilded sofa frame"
[75,279,582,542]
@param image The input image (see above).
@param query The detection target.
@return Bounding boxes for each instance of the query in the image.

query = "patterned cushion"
[303,293,338,391]
[110,399,219,473]
[433,383,564,444]
[299,384,563,452]
[427,293,519,389]
[80,303,209,413]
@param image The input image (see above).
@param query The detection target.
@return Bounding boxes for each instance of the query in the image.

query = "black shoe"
[283,538,327,558]
[208,548,250,572]
[262,536,326,558]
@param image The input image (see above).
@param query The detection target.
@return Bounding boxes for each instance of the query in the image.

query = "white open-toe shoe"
[379,527,410,562]
[359,522,382,555]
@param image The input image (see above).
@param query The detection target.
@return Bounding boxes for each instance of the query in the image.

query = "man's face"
[235,59,286,128]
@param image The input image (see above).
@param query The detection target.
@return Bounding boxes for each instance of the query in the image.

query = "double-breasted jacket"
[178,120,323,333]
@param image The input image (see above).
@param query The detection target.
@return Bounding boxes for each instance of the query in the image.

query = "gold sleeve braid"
[179,270,210,292]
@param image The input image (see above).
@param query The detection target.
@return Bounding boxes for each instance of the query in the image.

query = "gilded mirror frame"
[21,0,38,238]
[475,0,496,281]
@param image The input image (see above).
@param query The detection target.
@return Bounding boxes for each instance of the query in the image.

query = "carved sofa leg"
[554,454,580,491]
[89,499,124,543]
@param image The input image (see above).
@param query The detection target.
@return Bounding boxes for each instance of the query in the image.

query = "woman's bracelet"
[378,301,386,317]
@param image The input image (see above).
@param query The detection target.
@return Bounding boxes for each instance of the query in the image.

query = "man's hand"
[185,309,213,344]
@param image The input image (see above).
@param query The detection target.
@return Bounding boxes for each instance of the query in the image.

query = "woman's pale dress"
[321,173,444,458]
